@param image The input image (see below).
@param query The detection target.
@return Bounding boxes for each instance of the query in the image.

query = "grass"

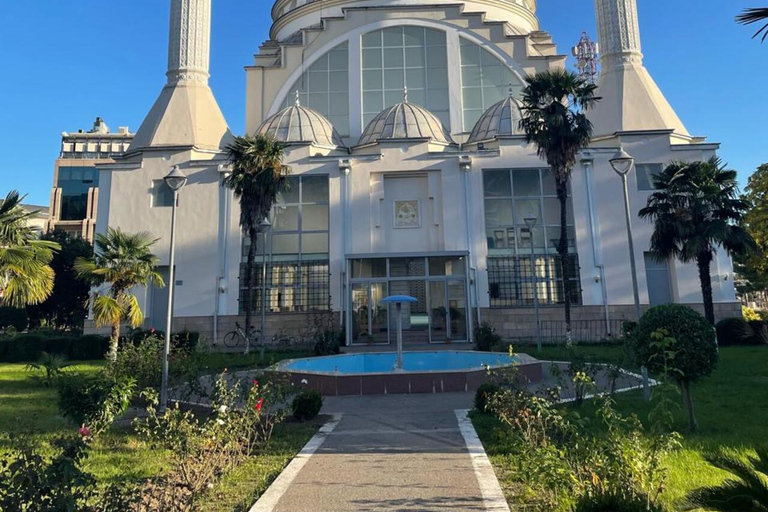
[472,345,768,511]
[0,349,322,509]
[193,348,314,374]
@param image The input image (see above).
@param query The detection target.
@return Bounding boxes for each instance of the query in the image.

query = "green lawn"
[472,345,768,511]
[0,350,322,510]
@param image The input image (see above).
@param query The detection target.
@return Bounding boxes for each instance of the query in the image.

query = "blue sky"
[0,0,765,205]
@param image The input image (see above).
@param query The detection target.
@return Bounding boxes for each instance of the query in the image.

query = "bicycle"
[223,322,261,350]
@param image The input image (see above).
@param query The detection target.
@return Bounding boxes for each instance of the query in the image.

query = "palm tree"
[737,8,768,42]
[682,447,768,511]
[74,228,164,361]
[519,69,599,341]
[223,134,289,353]
[639,158,755,325]
[0,191,60,307]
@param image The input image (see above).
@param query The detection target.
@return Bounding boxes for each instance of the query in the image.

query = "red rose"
[78,426,91,437]
[255,398,264,411]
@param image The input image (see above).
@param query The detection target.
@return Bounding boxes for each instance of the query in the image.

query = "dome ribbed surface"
[257,104,345,148]
[358,101,454,146]
[466,96,524,144]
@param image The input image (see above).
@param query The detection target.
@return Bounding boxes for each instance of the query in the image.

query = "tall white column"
[167,0,212,85]
[594,0,642,66]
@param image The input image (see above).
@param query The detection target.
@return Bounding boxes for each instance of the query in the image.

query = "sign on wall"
[394,200,421,229]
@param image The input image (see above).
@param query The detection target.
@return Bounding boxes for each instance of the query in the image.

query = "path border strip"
[249,412,343,512]
[455,409,511,512]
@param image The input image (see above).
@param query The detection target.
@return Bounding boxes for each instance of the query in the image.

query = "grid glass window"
[57,166,99,220]
[636,163,663,191]
[282,43,349,136]
[460,38,523,131]
[240,175,330,313]
[151,180,174,208]
[361,27,449,129]
[483,169,581,306]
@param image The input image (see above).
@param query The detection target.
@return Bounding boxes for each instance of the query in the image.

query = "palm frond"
[737,7,768,42]
[682,448,768,511]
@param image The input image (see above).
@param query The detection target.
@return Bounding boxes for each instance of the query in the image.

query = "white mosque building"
[92,0,740,345]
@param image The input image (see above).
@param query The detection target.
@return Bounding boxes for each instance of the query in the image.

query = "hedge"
[0,334,109,362]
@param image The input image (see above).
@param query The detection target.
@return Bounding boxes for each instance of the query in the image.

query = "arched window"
[361,27,449,129]
[460,38,523,131]
[282,42,350,136]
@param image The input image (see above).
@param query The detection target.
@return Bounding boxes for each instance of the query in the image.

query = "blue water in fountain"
[277,351,518,375]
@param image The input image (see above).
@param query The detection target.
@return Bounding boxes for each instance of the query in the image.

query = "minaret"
[128,0,231,153]
[589,0,689,137]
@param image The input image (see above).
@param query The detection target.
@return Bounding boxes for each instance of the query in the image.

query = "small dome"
[466,95,524,144]
[358,94,454,146]
[257,97,345,149]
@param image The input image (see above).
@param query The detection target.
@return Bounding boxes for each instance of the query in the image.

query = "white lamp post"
[160,165,187,413]
[609,147,641,321]
[524,213,542,353]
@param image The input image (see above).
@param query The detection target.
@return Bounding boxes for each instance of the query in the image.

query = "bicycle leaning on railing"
[223,322,261,350]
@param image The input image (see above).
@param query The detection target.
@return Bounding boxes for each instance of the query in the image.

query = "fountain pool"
[272,351,543,396]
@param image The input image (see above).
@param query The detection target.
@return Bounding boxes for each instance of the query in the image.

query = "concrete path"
[253,392,509,512]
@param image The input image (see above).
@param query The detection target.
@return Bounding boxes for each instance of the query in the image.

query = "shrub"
[57,373,136,434]
[742,305,763,322]
[715,317,755,346]
[748,320,768,345]
[0,307,28,331]
[128,328,200,352]
[474,382,501,413]
[0,333,109,362]
[105,335,163,391]
[622,320,637,339]
[26,352,72,387]
[572,491,666,512]
[292,389,323,421]
[313,330,341,356]
[475,322,502,352]
[632,304,717,431]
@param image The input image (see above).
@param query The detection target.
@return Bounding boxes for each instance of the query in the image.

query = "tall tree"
[74,228,164,360]
[0,191,60,308]
[734,163,768,300]
[736,7,768,42]
[223,135,289,353]
[639,158,755,324]
[519,69,599,341]
[27,231,93,330]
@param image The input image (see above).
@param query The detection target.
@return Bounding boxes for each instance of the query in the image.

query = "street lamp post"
[524,213,542,353]
[610,148,651,401]
[258,217,271,359]
[609,147,641,321]
[160,165,187,413]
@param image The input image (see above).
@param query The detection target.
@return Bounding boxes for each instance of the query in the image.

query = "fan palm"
[639,158,755,325]
[223,134,289,354]
[682,446,768,511]
[520,69,599,341]
[74,228,164,361]
[0,191,60,307]
[737,8,768,42]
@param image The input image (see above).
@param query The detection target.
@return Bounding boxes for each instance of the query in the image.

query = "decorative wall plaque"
[394,200,421,228]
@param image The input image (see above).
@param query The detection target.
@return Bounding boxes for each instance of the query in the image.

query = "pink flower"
[255,398,264,411]
[252,380,259,388]
[78,426,91,437]
[150,328,156,334]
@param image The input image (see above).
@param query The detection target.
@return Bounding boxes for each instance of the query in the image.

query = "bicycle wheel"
[249,330,262,349]
[223,331,241,348]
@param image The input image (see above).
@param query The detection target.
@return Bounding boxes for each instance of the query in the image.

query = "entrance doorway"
[347,254,470,345]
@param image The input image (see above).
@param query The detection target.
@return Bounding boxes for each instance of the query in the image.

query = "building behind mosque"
[88,0,740,345]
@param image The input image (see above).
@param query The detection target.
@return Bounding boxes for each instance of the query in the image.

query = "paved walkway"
[252,393,509,512]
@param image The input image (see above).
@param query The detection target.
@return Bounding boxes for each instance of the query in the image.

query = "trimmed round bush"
[474,382,501,413]
[292,389,323,421]
[748,320,768,345]
[715,317,754,346]
[474,323,501,352]
[571,492,665,512]
[632,304,717,383]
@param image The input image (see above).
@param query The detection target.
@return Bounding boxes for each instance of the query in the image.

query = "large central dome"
[357,95,455,146]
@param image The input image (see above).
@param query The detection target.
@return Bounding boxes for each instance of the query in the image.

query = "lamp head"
[610,147,635,176]
[163,166,188,191]
[523,213,538,229]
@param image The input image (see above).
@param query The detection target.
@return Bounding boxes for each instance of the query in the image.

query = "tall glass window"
[460,38,523,131]
[361,27,449,129]
[483,169,581,306]
[240,175,331,313]
[57,166,98,220]
[282,43,349,136]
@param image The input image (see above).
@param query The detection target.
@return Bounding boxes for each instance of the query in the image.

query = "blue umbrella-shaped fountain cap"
[380,295,418,304]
